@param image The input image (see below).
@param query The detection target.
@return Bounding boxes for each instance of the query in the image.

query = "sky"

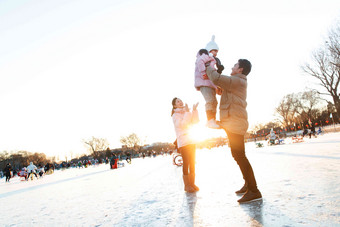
[0,0,340,158]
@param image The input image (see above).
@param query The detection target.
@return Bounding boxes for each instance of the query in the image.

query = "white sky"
[1,0,340,158]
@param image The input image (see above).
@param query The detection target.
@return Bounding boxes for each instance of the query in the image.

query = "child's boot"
[206,110,221,129]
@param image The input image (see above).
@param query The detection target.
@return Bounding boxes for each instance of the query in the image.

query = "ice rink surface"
[1,132,340,227]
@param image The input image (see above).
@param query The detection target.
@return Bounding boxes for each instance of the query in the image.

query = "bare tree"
[249,123,264,133]
[264,121,281,129]
[327,101,337,113]
[83,136,109,159]
[301,22,340,115]
[0,150,51,170]
[275,93,300,127]
[27,152,47,165]
[120,133,143,149]
[296,90,321,122]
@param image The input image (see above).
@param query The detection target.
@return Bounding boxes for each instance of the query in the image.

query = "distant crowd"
[1,150,173,182]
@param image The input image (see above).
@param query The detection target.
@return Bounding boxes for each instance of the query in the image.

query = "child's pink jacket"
[194,52,217,90]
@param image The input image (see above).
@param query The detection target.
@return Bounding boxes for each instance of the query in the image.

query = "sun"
[189,124,208,142]
[188,123,225,143]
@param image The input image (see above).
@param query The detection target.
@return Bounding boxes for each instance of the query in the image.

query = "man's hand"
[216,86,222,95]
[203,74,209,80]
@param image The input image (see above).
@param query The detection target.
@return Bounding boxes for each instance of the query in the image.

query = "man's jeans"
[225,130,259,192]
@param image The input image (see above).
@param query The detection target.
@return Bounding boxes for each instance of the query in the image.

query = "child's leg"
[200,87,218,120]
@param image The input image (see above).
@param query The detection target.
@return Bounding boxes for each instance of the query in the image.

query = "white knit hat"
[205,35,219,52]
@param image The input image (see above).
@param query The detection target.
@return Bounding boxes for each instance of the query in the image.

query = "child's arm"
[197,56,209,75]
[214,57,224,74]
[198,55,216,79]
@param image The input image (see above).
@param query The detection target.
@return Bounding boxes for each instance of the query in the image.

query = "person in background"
[26,162,38,180]
[4,163,12,182]
[38,165,45,177]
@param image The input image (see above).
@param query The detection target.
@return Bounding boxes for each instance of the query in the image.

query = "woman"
[171,97,199,193]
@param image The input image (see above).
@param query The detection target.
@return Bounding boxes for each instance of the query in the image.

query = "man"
[206,59,262,203]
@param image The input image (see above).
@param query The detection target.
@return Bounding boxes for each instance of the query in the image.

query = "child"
[194,35,224,129]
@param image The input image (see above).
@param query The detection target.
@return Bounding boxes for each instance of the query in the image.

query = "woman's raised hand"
[184,103,189,112]
[193,102,199,111]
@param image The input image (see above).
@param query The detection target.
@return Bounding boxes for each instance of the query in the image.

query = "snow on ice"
[1,132,340,226]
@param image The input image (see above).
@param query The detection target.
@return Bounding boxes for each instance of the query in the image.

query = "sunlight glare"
[189,123,225,143]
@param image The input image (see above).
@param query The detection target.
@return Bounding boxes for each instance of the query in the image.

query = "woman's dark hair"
[238,59,252,76]
[171,97,178,116]
[198,49,209,56]
[173,139,178,150]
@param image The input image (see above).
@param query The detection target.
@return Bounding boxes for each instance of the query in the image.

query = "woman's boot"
[189,173,199,191]
[183,175,195,193]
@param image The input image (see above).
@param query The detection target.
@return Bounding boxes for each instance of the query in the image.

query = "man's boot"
[237,189,262,203]
[235,182,248,195]
[183,175,195,193]
[189,173,199,191]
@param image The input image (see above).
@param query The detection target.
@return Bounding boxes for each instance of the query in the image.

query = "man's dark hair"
[238,59,252,76]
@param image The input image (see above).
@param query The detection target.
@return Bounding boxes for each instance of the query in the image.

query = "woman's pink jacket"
[172,108,199,148]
